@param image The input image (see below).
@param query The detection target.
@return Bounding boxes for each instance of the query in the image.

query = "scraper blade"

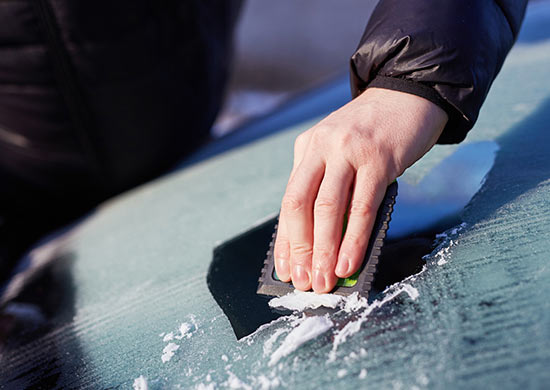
[257,181,398,299]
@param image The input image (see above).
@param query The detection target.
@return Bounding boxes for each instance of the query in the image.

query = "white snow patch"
[328,284,419,362]
[337,369,347,378]
[359,369,367,379]
[263,327,288,356]
[342,292,368,312]
[241,314,300,345]
[132,375,148,390]
[268,290,343,311]
[195,383,215,390]
[221,354,229,362]
[224,371,252,390]
[269,315,333,366]
[161,342,180,363]
[175,322,192,340]
[401,284,419,300]
[257,375,281,390]
[163,332,174,342]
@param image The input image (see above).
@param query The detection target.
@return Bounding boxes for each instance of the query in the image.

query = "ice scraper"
[257,181,398,299]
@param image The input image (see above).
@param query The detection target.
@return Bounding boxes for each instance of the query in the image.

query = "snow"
[263,328,288,356]
[269,315,333,366]
[329,284,420,362]
[268,290,343,311]
[161,342,180,363]
[162,332,174,342]
[223,371,252,390]
[132,375,148,390]
[175,322,193,340]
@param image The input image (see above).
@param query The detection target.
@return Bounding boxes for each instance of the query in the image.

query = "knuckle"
[312,247,336,271]
[290,242,313,261]
[281,193,305,213]
[336,131,355,149]
[349,198,376,217]
[294,133,308,153]
[314,196,340,217]
[309,126,331,145]
[274,240,289,259]
[343,233,364,250]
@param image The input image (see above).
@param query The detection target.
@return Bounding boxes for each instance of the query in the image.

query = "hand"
[273,87,448,293]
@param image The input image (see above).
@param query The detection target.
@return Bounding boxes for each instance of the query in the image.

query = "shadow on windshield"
[0,244,84,389]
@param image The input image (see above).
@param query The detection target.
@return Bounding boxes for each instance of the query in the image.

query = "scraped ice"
[263,328,288,356]
[257,374,281,390]
[329,284,419,361]
[269,315,333,366]
[342,292,368,312]
[401,284,419,300]
[337,369,348,378]
[195,383,215,390]
[359,369,367,379]
[268,290,343,311]
[175,322,192,340]
[163,332,174,342]
[161,342,180,363]
[224,371,252,390]
[132,375,148,390]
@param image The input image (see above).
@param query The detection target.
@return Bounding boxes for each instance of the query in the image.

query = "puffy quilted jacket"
[351,0,528,143]
[0,0,241,205]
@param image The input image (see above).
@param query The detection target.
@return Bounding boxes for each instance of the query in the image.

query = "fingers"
[311,161,354,293]
[274,132,312,282]
[280,157,324,291]
[335,166,387,278]
[273,216,291,282]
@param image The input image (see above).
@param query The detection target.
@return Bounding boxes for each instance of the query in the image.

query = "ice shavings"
[161,342,180,363]
[268,290,344,311]
[159,315,199,363]
[433,223,466,266]
[223,371,252,390]
[195,383,215,390]
[256,374,281,390]
[328,283,419,362]
[342,292,368,312]
[163,332,174,342]
[263,328,289,356]
[175,322,193,340]
[359,369,367,379]
[132,375,148,390]
[269,315,333,366]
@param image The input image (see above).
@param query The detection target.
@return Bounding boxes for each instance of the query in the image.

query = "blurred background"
[213,0,378,136]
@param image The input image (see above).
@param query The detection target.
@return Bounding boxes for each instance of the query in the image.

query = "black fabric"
[0,0,241,196]
[0,0,241,277]
[350,0,528,144]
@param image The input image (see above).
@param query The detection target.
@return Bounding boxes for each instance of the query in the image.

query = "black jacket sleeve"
[350,0,528,144]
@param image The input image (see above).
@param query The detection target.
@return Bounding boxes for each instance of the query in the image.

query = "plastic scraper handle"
[257,181,398,299]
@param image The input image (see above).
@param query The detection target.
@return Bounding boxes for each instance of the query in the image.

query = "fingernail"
[313,270,328,292]
[276,258,290,280]
[335,256,350,276]
[292,265,309,288]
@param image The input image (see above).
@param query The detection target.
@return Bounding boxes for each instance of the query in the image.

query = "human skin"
[273,87,449,293]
